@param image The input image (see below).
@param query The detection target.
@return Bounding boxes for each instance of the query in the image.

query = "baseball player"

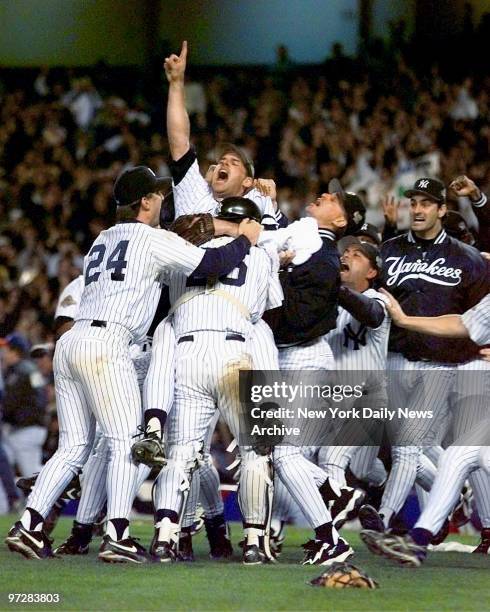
[363,291,490,564]
[148,198,284,565]
[54,275,85,339]
[318,236,391,487]
[5,165,261,562]
[165,41,286,227]
[262,182,367,566]
[360,177,489,535]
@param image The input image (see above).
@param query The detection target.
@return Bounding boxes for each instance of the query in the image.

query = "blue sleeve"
[339,286,385,328]
[190,235,251,279]
[275,210,289,228]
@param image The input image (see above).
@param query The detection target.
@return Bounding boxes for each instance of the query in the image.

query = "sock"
[145,409,167,438]
[156,509,179,525]
[72,521,94,545]
[21,507,44,531]
[315,522,336,544]
[410,527,432,547]
[319,477,342,502]
[106,518,129,541]
[243,526,263,546]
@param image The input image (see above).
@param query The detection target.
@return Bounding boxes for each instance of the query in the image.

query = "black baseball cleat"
[54,534,90,556]
[131,430,166,468]
[331,487,365,528]
[204,515,233,560]
[242,543,265,566]
[5,522,54,560]
[177,532,195,562]
[369,532,427,567]
[151,539,177,563]
[98,536,153,564]
[301,537,353,566]
[359,504,385,533]
[473,529,490,554]
[361,529,388,556]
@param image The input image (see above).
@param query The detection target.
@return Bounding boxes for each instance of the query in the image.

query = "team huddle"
[4,41,490,568]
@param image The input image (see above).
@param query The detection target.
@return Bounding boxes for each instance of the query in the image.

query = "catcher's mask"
[217,197,262,224]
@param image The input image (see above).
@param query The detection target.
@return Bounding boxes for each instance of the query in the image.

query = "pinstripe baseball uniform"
[415,295,490,534]
[23,222,210,542]
[377,228,489,528]
[317,289,391,486]
[54,275,85,321]
[153,238,282,547]
[172,151,281,227]
[273,230,340,544]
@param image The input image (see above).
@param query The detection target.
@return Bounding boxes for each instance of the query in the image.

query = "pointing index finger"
[180,40,188,60]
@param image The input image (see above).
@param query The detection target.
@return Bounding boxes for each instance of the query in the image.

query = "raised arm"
[165,41,190,161]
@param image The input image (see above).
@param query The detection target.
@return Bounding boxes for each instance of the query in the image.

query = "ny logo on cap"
[418,179,429,189]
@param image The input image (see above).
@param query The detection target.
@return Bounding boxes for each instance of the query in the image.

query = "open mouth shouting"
[216,167,229,182]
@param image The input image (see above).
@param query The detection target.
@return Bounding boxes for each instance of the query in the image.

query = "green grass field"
[0,515,488,612]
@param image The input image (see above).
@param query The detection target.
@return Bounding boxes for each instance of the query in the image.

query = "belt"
[178,333,245,344]
[91,320,107,328]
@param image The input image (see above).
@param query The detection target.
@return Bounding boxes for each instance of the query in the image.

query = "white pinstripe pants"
[379,353,455,520]
[27,322,141,522]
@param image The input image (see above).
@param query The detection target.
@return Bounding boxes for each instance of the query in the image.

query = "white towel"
[258,217,322,265]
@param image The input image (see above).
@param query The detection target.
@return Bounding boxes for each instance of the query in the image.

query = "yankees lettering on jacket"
[385,256,462,287]
[381,229,489,363]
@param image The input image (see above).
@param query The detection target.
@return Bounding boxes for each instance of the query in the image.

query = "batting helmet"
[216,197,262,223]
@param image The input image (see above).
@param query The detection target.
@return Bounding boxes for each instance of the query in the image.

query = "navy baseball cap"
[354,222,381,246]
[113,166,172,207]
[338,235,382,271]
[404,177,446,203]
[329,180,366,235]
[0,332,30,355]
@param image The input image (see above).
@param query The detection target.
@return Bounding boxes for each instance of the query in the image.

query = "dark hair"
[115,201,140,223]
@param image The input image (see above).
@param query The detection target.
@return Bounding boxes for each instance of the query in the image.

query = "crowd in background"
[0,21,489,495]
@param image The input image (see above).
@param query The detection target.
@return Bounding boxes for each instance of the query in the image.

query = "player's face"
[211,153,252,198]
[340,246,377,289]
[146,192,164,227]
[305,193,347,229]
[409,196,446,236]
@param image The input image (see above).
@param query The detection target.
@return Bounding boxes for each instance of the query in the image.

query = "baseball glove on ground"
[169,214,215,246]
[309,562,379,589]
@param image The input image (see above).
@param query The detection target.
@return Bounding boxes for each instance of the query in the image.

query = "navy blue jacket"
[381,228,489,363]
[264,229,341,346]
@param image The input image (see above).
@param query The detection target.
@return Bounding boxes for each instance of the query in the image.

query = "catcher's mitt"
[309,562,379,589]
[131,430,166,468]
[169,214,215,246]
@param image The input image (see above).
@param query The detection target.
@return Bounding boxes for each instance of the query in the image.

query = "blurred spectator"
[0,333,48,476]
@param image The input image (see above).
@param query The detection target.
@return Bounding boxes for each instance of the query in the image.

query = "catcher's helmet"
[216,197,262,223]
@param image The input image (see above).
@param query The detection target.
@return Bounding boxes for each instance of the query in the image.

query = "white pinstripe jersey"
[55,275,84,320]
[75,222,204,344]
[163,236,282,337]
[327,288,391,371]
[173,158,279,226]
[461,293,490,345]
